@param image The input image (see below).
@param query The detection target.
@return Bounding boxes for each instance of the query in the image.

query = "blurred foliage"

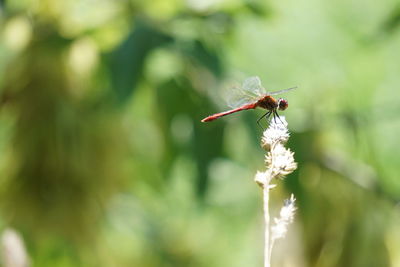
[0,0,400,266]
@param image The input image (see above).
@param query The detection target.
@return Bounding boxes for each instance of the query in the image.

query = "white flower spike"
[254,114,297,267]
[271,194,297,241]
[261,116,289,150]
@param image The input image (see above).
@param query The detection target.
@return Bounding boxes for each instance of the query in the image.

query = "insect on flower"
[201,76,296,126]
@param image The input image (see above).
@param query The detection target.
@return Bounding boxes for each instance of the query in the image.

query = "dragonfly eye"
[278,98,288,110]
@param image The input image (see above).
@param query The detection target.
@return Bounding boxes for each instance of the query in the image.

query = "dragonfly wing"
[242,76,267,96]
[268,86,297,96]
[226,84,259,108]
[224,76,267,108]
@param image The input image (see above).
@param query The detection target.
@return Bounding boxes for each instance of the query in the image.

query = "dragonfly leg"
[257,111,272,129]
[273,110,284,125]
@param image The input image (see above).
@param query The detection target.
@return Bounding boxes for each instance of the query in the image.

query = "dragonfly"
[201,76,297,126]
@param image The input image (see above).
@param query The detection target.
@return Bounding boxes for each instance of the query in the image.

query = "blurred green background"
[0,0,400,266]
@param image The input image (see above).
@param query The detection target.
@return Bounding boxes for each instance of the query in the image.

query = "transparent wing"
[268,86,297,96]
[226,76,266,108]
[226,85,259,108]
[242,76,267,96]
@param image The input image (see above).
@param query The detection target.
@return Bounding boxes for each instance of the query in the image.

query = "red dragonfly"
[201,76,296,125]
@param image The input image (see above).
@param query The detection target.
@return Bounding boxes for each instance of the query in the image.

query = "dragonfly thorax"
[257,95,279,111]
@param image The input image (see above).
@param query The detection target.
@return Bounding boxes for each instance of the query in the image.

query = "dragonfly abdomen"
[201,103,257,122]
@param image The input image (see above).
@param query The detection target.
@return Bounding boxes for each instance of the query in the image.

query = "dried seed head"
[261,116,289,150]
[271,194,296,241]
[265,143,297,179]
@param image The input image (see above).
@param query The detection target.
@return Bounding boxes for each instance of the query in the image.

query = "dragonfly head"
[278,98,288,111]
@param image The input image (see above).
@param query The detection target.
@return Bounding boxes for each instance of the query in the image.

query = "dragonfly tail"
[201,103,257,122]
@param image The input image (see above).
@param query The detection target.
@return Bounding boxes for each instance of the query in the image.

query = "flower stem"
[263,185,271,267]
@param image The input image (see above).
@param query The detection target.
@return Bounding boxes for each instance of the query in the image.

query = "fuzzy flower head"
[261,116,289,150]
[265,143,297,179]
[271,194,296,241]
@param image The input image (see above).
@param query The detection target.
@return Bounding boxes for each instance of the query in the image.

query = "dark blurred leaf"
[192,121,225,197]
[379,4,400,35]
[180,40,223,77]
[244,1,271,17]
[156,77,225,197]
[109,18,173,104]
